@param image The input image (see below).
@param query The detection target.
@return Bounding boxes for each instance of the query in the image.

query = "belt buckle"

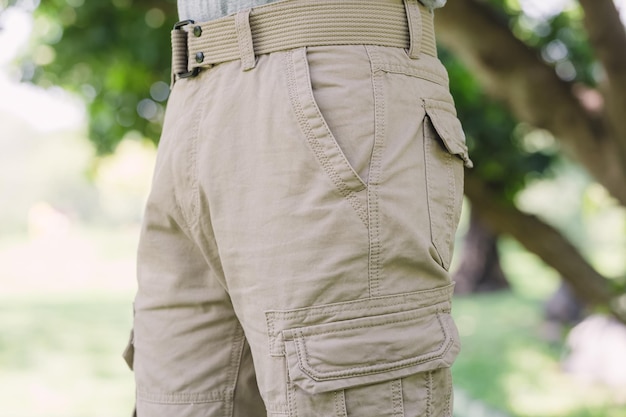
[173,19,201,79]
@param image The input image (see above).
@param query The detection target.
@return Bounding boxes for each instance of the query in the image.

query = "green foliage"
[25,0,177,153]
[442,49,554,201]
[440,0,598,202]
[486,0,596,85]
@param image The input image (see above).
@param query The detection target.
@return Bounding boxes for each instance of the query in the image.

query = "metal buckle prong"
[173,19,195,30]
[178,67,201,79]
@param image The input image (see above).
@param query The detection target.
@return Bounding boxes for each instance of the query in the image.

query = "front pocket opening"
[286,47,369,193]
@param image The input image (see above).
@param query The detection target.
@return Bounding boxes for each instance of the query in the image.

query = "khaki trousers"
[126,1,471,416]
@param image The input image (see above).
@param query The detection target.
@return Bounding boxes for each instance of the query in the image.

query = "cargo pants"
[124,1,472,416]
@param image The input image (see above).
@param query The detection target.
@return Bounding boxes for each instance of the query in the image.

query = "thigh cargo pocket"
[266,285,460,415]
[283,308,458,394]
[123,329,135,370]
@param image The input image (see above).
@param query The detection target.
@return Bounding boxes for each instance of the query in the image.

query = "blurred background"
[0,0,625,416]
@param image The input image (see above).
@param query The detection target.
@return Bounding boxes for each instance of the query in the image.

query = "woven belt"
[171,0,437,83]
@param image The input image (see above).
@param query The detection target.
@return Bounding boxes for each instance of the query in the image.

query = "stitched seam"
[292,310,446,339]
[269,300,449,335]
[423,113,441,267]
[430,143,454,267]
[267,292,452,337]
[379,65,447,86]
[268,285,453,319]
[181,79,212,232]
[267,313,279,354]
[178,126,199,232]
[366,48,385,298]
[392,379,404,417]
[426,371,433,417]
[224,324,246,417]
[270,303,449,326]
[287,383,298,417]
[136,387,225,404]
[334,390,347,417]
[443,150,454,268]
[444,369,452,417]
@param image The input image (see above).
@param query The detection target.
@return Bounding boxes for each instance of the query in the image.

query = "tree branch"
[436,0,626,205]
[578,0,626,165]
[464,173,625,322]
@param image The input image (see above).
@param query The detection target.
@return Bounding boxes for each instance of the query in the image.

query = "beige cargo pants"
[125,1,472,416]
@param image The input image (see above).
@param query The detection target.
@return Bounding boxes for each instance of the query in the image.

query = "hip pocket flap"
[283,308,460,394]
[424,99,473,168]
[123,329,134,371]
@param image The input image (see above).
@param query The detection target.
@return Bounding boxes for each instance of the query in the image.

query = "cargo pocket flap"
[283,308,460,394]
[424,100,473,169]
[123,329,135,371]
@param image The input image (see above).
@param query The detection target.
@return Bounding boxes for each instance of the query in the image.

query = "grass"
[0,297,135,417]
[451,238,626,417]
[0,225,137,417]
[452,292,626,417]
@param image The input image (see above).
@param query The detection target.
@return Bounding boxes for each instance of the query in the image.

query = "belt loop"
[171,21,190,86]
[404,0,422,59]
[235,9,256,71]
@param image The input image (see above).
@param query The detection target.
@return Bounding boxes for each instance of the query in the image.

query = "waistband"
[171,0,437,83]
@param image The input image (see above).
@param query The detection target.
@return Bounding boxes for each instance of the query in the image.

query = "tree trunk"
[454,209,509,294]
[436,0,626,206]
[545,282,584,324]
[463,172,626,323]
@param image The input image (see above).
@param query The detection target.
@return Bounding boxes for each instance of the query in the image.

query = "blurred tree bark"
[438,0,626,204]
[453,209,509,294]
[463,173,616,308]
[437,0,626,321]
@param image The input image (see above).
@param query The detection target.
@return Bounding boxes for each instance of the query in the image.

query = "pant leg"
[129,5,469,415]
[129,77,265,417]
[180,44,467,416]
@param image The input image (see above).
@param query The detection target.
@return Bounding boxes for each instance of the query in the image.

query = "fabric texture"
[127,0,468,416]
[178,0,446,21]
